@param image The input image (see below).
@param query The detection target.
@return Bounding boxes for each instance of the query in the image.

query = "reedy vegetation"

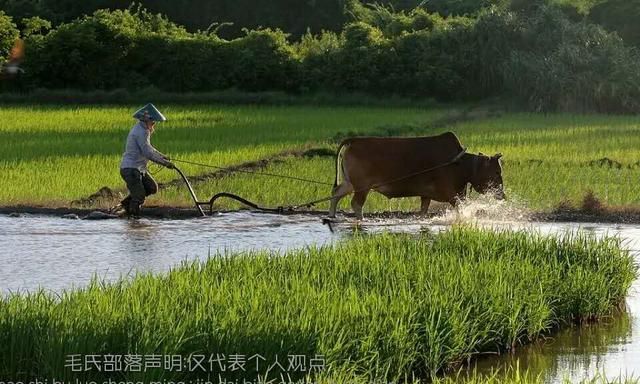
[0,228,635,381]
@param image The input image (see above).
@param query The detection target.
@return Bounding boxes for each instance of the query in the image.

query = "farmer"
[119,103,175,216]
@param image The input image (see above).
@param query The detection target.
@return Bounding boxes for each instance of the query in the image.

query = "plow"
[170,159,337,218]
[174,164,313,217]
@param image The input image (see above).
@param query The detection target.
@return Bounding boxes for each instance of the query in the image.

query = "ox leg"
[351,190,369,220]
[448,190,467,218]
[328,182,353,218]
[449,196,463,208]
[420,197,431,215]
[448,189,467,208]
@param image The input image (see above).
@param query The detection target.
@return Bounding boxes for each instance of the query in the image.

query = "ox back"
[338,132,466,200]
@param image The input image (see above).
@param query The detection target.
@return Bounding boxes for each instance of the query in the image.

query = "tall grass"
[154,154,640,213]
[0,227,634,381]
[2,106,640,211]
[0,104,446,205]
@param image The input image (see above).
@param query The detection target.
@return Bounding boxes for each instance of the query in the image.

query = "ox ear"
[479,152,485,156]
[494,153,503,159]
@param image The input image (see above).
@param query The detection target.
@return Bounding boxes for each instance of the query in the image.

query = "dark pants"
[120,168,158,215]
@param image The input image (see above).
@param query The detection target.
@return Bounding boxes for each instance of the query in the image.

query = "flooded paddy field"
[1,207,640,382]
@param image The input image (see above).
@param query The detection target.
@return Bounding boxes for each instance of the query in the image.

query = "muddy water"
[1,208,640,381]
[0,212,338,294]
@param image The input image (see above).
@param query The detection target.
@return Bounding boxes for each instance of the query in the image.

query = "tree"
[589,0,640,47]
[0,11,19,64]
[21,16,52,38]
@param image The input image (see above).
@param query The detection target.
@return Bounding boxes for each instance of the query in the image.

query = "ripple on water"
[2,205,640,382]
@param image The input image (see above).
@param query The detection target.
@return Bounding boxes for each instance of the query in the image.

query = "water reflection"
[465,222,640,382]
[1,212,640,381]
[470,311,636,381]
[0,213,337,294]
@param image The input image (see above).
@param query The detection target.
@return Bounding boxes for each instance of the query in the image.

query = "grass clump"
[0,227,635,381]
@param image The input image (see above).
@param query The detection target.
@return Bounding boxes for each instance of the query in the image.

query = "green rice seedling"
[160,111,640,213]
[431,365,639,384]
[0,104,446,205]
[156,154,639,213]
[2,105,640,212]
[0,228,634,382]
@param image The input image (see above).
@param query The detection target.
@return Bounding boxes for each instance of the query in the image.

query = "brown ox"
[328,132,505,219]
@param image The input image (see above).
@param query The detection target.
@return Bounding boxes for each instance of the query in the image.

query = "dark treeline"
[0,0,637,42]
[0,0,348,38]
[0,0,510,38]
[0,0,600,38]
[1,1,640,113]
[589,0,640,48]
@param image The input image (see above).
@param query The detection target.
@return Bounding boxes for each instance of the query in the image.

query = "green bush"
[11,3,640,113]
[504,6,640,113]
[227,29,301,92]
[467,9,519,96]
[21,7,301,92]
[347,2,445,38]
[426,0,509,15]
[0,0,350,39]
[0,10,19,65]
[123,35,228,92]
[22,8,188,89]
[589,0,640,47]
[331,22,391,92]
[391,23,470,99]
[20,16,51,39]
[24,15,135,89]
[296,30,343,91]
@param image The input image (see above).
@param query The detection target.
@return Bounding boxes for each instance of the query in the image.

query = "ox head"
[471,153,505,200]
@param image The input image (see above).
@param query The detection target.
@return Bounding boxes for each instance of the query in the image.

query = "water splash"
[428,193,533,226]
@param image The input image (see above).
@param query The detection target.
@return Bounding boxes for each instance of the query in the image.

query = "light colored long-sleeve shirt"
[120,121,169,171]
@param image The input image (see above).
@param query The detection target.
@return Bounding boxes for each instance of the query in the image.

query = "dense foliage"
[589,0,640,47]
[2,0,348,38]
[0,0,607,38]
[503,6,640,112]
[2,2,640,112]
[0,10,18,65]
[0,0,506,39]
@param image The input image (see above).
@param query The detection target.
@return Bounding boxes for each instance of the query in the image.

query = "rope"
[207,192,291,214]
[172,158,333,186]
[146,163,165,177]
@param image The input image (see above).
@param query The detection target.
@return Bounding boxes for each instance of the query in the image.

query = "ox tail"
[333,140,351,189]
